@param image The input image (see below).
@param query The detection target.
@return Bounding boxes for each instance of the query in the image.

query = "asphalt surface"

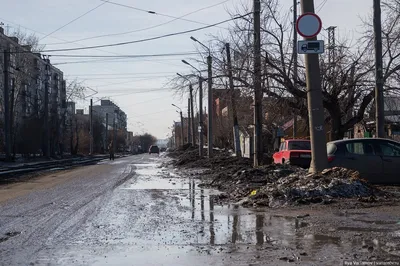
[0,154,399,266]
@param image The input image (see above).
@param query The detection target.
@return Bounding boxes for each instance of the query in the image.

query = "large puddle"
[84,161,400,265]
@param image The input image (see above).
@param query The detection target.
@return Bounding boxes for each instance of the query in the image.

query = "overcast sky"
[1,0,371,139]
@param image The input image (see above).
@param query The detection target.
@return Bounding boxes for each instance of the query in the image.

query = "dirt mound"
[241,167,386,207]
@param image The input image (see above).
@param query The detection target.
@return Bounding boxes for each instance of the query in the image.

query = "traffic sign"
[297,40,324,54]
[296,13,322,38]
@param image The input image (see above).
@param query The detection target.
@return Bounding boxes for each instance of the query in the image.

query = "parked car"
[273,139,311,168]
[149,145,160,155]
[327,138,400,184]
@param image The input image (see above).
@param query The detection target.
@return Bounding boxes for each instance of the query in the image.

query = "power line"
[52,57,182,65]
[119,96,167,108]
[68,75,176,80]
[65,71,177,77]
[129,109,177,118]
[102,88,172,97]
[101,0,229,29]
[44,0,231,45]
[316,0,328,12]
[38,14,250,53]
[48,51,201,58]
[39,1,108,41]
[0,17,124,56]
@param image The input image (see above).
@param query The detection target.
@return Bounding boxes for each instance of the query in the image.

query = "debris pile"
[243,167,385,207]
[168,148,395,207]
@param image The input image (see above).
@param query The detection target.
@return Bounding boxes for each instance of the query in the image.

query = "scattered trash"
[167,148,397,208]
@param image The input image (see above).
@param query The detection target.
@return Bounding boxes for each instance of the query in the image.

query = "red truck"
[273,139,311,168]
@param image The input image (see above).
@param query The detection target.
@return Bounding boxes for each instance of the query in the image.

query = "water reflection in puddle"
[120,164,399,261]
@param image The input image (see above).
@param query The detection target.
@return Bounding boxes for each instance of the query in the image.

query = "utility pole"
[188,98,191,145]
[3,48,11,161]
[327,26,337,66]
[198,77,204,157]
[90,98,93,156]
[225,43,241,157]
[207,55,214,158]
[300,0,328,172]
[44,58,50,158]
[113,110,117,154]
[373,0,385,138]
[105,113,108,152]
[253,0,263,166]
[189,84,196,146]
[293,0,299,139]
[180,111,184,146]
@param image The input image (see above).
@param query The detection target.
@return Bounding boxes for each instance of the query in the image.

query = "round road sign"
[296,12,322,38]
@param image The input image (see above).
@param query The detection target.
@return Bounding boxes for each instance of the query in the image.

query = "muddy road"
[0,154,399,265]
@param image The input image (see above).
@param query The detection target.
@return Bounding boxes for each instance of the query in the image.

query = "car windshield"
[288,141,311,150]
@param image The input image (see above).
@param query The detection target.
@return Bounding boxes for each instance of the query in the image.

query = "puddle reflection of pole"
[231,206,239,244]
[191,178,195,220]
[256,214,264,246]
[209,195,215,245]
[200,189,205,221]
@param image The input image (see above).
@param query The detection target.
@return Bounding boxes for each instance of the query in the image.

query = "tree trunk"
[329,113,345,141]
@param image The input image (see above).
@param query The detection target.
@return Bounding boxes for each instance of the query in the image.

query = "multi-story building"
[91,100,127,131]
[0,27,66,155]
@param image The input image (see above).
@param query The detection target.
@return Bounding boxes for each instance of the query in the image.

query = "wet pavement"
[0,154,399,265]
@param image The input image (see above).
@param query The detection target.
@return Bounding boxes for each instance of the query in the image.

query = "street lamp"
[177,73,196,146]
[190,36,211,55]
[172,104,185,146]
[190,36,213,158]
[181,59,204,157]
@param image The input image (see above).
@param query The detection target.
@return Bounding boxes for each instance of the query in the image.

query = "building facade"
[0,27,66,155]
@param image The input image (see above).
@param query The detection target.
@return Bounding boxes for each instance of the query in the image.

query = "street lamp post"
[172,104,185,146]
[177,73,196,147]
[182,60,204,157]
[190,36,213,158]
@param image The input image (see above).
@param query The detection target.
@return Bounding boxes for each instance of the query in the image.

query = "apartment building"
[0,27,66,155]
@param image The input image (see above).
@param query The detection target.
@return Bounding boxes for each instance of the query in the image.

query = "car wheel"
[282,159,285,164]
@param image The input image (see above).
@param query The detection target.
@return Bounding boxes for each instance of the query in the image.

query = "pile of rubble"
[235,168,388,207]
[167,148,394,207]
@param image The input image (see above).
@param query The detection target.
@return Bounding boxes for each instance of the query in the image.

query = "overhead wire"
[47,51,201,58]
[65,71,177,77]
[101,0,229,29]
[316,0,328,13]
[37,14,250,53]
[45,0,231,45]
[39,1,108,41]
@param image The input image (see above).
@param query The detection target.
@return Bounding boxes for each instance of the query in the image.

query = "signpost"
[296,13,322,38]
[296,4,327,173]
[298,40,324,54]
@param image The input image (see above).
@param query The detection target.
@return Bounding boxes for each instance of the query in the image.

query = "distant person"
[108,141,115,161]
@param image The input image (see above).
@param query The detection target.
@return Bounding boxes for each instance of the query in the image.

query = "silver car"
[327,138,400,184]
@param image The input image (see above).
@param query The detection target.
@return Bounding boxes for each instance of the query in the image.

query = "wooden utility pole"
[225,43,241,157]
[189,84,196,146]
[373,0,385,137]
[105,113,108,152]
[188,98,191,145]
[300,0,328,172]
[253,0,263,166]
[90,98,93,155]
[44,58,50,158]
[293,0,298,139]
[207,55,214,158]
[198,78,204,157]
[3,49,11,161]
[180,111,184,146]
